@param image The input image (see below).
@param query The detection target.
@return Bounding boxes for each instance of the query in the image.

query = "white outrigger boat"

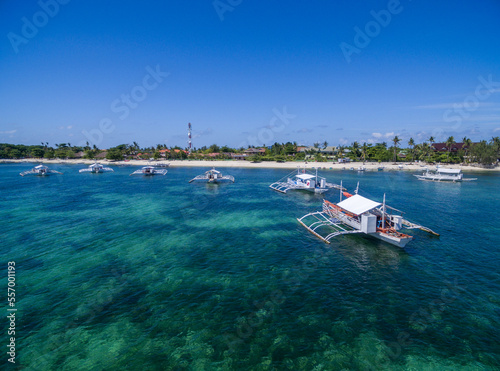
[189,168,234,183]
[269,168,343,194]
[79,162,114,173]
[20,164,62,177]
[415,167,476,182]
[130,166,167,176]
[297,183,439,248]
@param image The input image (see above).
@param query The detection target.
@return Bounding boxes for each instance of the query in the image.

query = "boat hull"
[369,232,412,248]
[415,175,462,182]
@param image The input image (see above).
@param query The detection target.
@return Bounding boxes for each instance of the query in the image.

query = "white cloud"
[0,130,16,135]
[415,102,497,110]
[67,125,73,129]
[372,132,382,138]
[296,128,312,133]
[494,127,500,132]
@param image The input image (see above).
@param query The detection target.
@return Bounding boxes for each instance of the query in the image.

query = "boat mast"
[382,193,386,229]
[355,181,359,194]
[339,180,343,202]
[188,122,192,154]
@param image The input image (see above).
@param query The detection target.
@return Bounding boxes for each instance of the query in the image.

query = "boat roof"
[337,194,381,215]
[295,174,316,180]
[436,168,461,174]
[34,165,47,169]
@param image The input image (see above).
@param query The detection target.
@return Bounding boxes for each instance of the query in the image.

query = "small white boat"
[20,164,62,177]
[269,168,343,194]
[297,183,438,248]
[357,166,366,172]
[189,168,234,183]
[130,166,167,176]
[79,162,114,173]
[414,167,476,182]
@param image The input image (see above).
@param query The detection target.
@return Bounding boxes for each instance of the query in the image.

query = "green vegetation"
[1,136,499,166]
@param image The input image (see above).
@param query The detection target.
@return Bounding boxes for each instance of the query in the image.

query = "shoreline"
[1,158,499,172]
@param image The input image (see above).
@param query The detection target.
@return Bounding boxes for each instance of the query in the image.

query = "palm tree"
[392,136,401,162]
[323,141,328,150]
[462,137,472,164]
[361,142,368,163]
[419,142,430,162]
[408,138,415,162]
[445,136,455,163]
[132,141,140,153]
[351,141,360,160]
[491,136,500,160]
[428,136,435,151]
[337,145,345,161]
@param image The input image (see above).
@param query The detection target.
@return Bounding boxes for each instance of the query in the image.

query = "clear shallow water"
[1,163,499,370]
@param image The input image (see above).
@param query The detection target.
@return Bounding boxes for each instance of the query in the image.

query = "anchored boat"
[270,168,343,194]
[415,167,476,182]
[20,165,62,177]
[297,183,438,247]
[189,168,234,183]
[130,166,167,176]
[79,162,114,173]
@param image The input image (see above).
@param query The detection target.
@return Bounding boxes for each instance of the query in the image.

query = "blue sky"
[1,0,500,149]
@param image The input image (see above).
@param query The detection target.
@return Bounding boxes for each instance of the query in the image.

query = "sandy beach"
[2,158,498,172]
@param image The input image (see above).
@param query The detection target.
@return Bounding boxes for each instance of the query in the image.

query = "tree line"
[1,136,499,166]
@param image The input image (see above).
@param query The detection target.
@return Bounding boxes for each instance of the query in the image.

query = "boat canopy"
[436,168,461,174]
[337,194,381,215]
[295,174,316,180]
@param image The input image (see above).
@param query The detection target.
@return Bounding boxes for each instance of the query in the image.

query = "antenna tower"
[188,122,192,154]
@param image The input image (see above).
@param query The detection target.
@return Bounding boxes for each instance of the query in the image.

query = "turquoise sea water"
[1,163,499,370]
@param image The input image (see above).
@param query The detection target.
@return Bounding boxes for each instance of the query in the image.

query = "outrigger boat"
[269,168,343,194]
[155,161,170,168]
[189,168,234,183]
[415,167,476,182]
[20,164,62,177]
[297,183,439,248]
[79,162,114,173]
[130,166,167,176]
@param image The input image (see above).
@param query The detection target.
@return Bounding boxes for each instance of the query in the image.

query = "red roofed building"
[431,143,467,153]
[244,148,266,155]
